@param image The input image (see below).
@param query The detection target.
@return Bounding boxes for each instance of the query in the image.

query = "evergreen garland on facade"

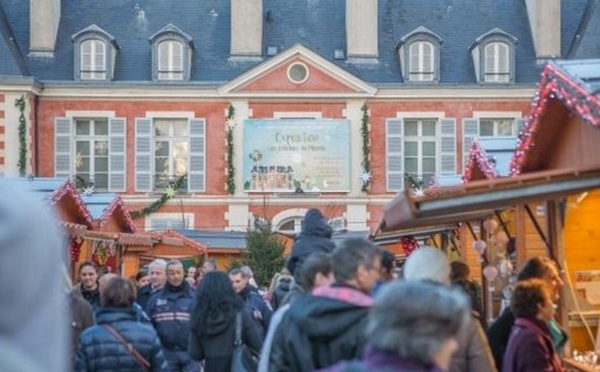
[360,103,371,192]
[15,95,27,176]
[129,175,187,219]
[226,104,236,195]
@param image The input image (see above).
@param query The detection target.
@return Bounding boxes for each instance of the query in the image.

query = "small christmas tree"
[243,220,286,288]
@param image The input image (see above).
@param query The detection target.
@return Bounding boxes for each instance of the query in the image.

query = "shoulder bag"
[231,312,259,372]
[102,324,151,372]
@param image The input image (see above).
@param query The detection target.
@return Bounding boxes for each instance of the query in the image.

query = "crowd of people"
[0,184,569,372]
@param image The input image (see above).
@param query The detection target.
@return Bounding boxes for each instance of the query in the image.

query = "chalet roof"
[0,0,588,85]
[463,137,517,181]
[176,229,247,250]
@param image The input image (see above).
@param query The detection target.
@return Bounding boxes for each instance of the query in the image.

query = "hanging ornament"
[70,238,83,263]
[495,231,510,246]
[401,236,419,256]
[483,265,499,282]
[360,171,371,185]
[165,185,176,199]
[412,187,425,198]
[473,240,487,255]
[483,219,498,233]
[499,259,513,276]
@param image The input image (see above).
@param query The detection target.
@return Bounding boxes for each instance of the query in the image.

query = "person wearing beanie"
[403,247,496,372]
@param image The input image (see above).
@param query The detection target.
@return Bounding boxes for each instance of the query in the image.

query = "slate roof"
[0,0,589,85]
[566,0,600,59]
[0,4,27,76]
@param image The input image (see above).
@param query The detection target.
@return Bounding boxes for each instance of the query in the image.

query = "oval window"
[287,62,309,84]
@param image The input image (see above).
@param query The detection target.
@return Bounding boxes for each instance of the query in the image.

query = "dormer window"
[150,24,194,82]
[72,25,118,81]
[471,28,517,84]
[399,26,443,83]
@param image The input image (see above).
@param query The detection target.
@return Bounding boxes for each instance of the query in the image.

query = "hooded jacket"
[286,209,335,276]
[269,286,372,372]
[271,276,293,311]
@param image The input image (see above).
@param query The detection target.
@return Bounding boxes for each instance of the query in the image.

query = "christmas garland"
[225,104,236,195]
[360,103,371,191]
[401,236,419,256]
[129,175,187,219]
[14,95,27,176]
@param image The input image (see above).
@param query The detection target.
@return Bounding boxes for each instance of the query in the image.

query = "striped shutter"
[135,118,153,192]
[515,117,526,136]
[54,117,73,179]
[439,118,456,175]
[462,118,479,166]
[188,118,206,192]
[108,117,126,191]
[386,118,404,192]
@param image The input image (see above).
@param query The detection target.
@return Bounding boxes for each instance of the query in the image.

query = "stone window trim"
[398,26,443,84]
[471,28,518,84]
[72,24,119,81]
[149,24,195,82]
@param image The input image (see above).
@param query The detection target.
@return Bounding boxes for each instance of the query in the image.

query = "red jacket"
[502,317,564,372]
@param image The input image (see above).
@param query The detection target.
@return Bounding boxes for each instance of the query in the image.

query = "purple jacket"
[502,318,564,372]
[318,346,446,372]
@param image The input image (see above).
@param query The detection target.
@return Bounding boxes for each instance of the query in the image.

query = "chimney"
[231,0,263,56]
[525,0,561,58]
[346,0,378,58]
[29,0,61,56]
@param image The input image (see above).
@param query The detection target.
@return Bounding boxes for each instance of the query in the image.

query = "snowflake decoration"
[165,185,176,199]
[360,171,371,184]
[412,187,425,198]
[95,141,108,155]
[75,152,84,170]
[82,185,95,196]
[225,118,236,131]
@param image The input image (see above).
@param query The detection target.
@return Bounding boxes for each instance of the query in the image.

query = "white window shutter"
[462,118,480,166]
[108,117,126,192]
[515,117,526,136]
[386,118,404,192]
[135,118,152,192]
[439,118,456,175]
[188,118,206,192]
[54,117,73,179]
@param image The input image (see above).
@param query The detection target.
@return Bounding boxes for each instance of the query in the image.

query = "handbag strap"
[234,311,242,346]
[102,324,151,371]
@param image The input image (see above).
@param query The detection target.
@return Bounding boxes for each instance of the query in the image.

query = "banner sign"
[243,119,350,192]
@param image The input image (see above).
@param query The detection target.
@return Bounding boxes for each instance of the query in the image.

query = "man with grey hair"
[270,238,381,371]
[147,260,198,371]
[202,258,216,273]
[403,247,496,372]
[137,258,167,310]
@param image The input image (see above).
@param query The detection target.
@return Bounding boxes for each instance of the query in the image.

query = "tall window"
[479,118,515,136]
[277,217,304,233]
[157,40,184,81]
[404,119,437,187]
[154,119,188,189]
[75,119,109,189]
[484,42,510,83]
[80,39,106,80]
[409,41,435,82]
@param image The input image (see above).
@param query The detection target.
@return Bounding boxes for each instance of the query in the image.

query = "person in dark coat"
[286,208,335,277]
[188,271,262,372]
[230,268,273,340]
[487,256,567,371]
[72,261,101,310]
[270,272,293,311]
[75,277,167,371]
[270,238,381,372]
[137,259,167,311]
[319,281,470,372]
[69,292,94,358]
[502,279,565,372]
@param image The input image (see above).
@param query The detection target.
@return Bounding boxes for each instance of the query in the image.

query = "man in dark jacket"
[270,238,381,372]
[137,259,167,310]
[147,260,199,372]
[286,208,335,277]
[230,268,272,340]
[72,261,101,310]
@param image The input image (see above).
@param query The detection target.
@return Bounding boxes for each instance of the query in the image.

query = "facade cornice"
[0,77,42,94]
[120,195,395,206]
[374,87,536,99]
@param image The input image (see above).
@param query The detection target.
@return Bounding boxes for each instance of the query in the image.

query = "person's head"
[98,273,118,294]
[367,280,470,370]
[510,278,555,321]
[240,265,254,279]
[134,270,149,288]
[380,250,396,282]
[78,261,98,290]
[190,271,243,334]
[166,260,185,287]
[101,277,137,308]
[148,259,167,290]
[229,268,248,294]
[296,252,334,291]
[202,259,217,273]
[450,261,470,283]
[517,256,563,301]
[403,247,451,284]
[187,266,197,279]
[332,238,381,293]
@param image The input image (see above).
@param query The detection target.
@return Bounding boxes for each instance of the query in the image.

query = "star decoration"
[412,187,425,198]
[360,171,371,184]
[75,152,84,170]
[82,185,95,196]
[165,185,176,199]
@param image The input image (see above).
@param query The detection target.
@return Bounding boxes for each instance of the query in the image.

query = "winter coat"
[502,317,565,372]
[75,307,167,371]
[70,292,94,356]
[136,283,154,311]
[317,345,446,372]
[72,282,101,310]
[451,312,496,372]
[269,285,373,372]
[146,281,195,351]
[188,309,262,372]
[271,276,293,311]
[239,285,273,340]
[286,209,335,276]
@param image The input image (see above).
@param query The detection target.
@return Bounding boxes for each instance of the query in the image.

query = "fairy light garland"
[462,140,498,182]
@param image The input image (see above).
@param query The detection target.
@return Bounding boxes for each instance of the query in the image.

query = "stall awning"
[382,168,600,231]
[374,223,459,243]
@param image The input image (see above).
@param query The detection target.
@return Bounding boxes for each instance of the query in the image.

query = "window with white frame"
[75,119,109,190]
[277,217,304,233]
[80,39,107,80]
[409,41,435,82]
[149,215,191,231]
[153,119,188,189]
[484,42,510,83]
[479,118,516,136]
[403,119,437,187]
[157,40,184,81]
